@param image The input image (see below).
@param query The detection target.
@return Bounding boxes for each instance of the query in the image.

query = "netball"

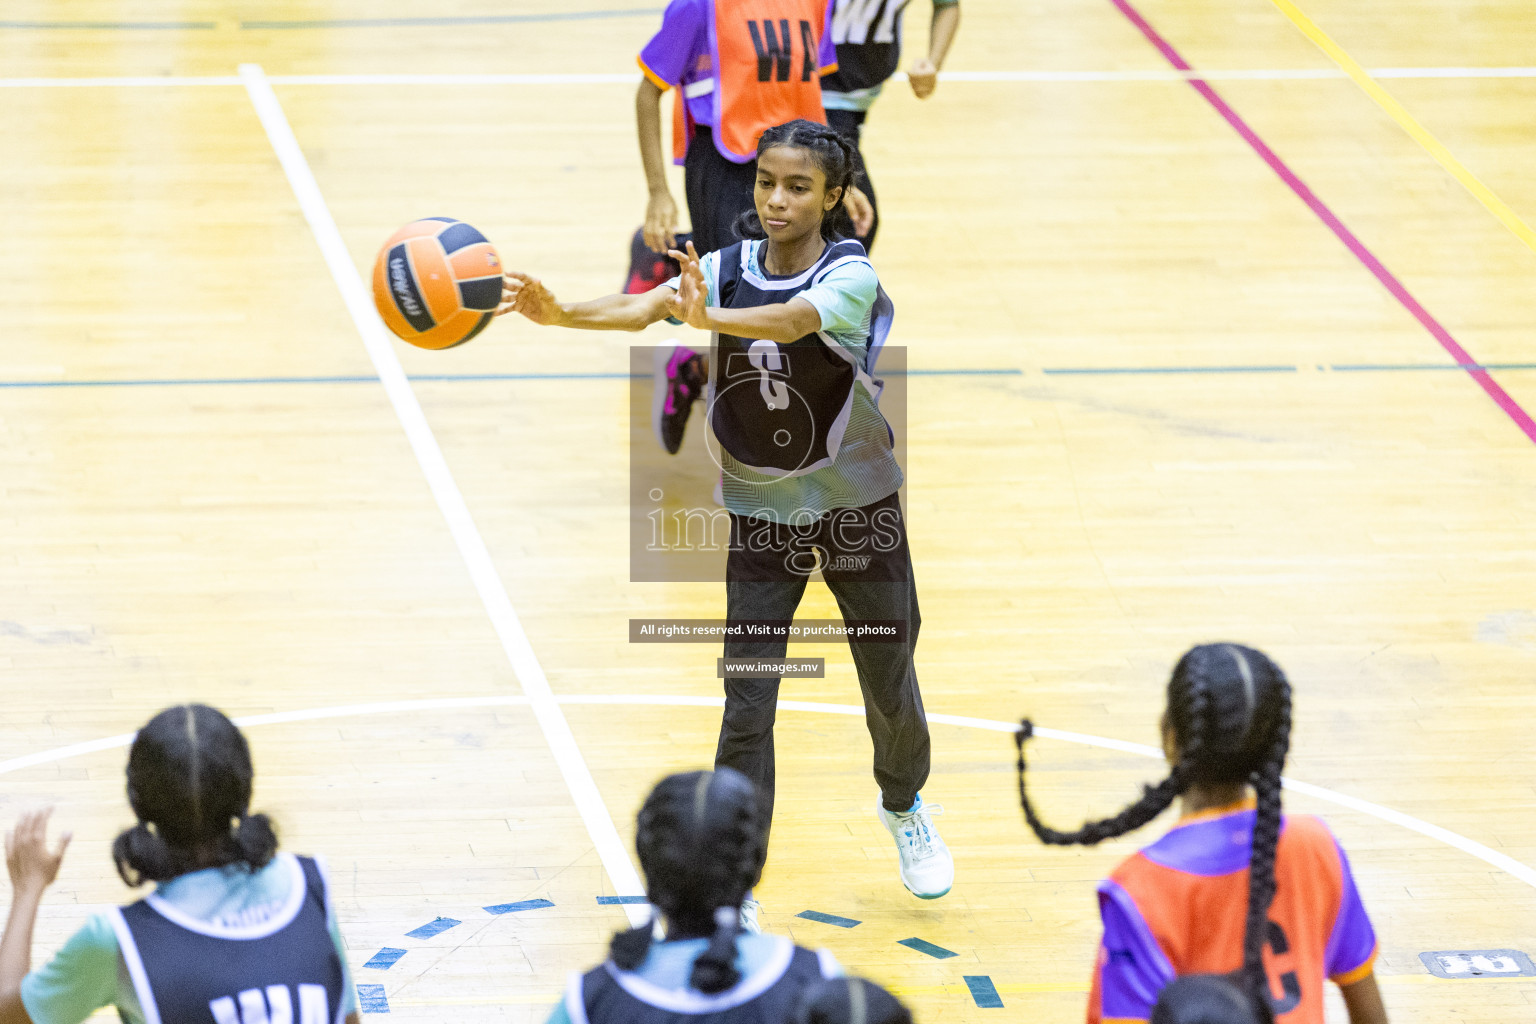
[372,217,502,349]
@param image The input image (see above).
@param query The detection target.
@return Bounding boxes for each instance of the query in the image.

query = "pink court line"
[1105,0,1536,447]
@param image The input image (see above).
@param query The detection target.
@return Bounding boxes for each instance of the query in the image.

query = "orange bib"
[692,0,832,162]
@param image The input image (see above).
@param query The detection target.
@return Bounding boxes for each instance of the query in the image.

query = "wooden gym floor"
[2,1,1534,1022]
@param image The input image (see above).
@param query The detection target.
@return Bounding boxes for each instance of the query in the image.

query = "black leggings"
[715,491,928,843]
[683,127,759,254]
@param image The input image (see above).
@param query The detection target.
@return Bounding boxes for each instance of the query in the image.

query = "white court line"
[236,62,648,926]
[3,693,1532,891]
[4,68,1536,87]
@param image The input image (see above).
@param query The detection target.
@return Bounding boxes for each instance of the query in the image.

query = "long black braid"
[1016,671,1210,846]
[732,118,860,243]
[1017,644,1292,1008]
[1241,670,1291,995]
[608,768,766,994]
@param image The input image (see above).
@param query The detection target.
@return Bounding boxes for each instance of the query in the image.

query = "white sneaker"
[877,797,953,899]
[738,896,762,934]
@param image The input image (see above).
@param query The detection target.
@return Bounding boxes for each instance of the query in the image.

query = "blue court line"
[0,369,1018,389]
[1044,364,1297,375]
[7,364,1532,391]
[404,917,460,939]
[0,373,619,388]
[411,372,632,381]
[363,947,407,970]
[905,368,1022,376]
[898,937,958,959]
[0,20,216,29]
[796,910,862,928]
[484,898,555,915]
[596,895,649,905]
[356,985,389,1013]
[964,976,1004,1008]
[242,7,662,30]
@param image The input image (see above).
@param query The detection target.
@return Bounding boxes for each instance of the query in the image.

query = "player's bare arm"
[497,271,674,331]
[635,78,678,254]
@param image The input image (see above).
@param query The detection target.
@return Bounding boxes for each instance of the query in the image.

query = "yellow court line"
[1266,0,1536,258]
[389,984,1092,1007]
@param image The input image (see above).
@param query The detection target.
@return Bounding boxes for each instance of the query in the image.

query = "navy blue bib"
[566,938,835,1024]
[110,854,346,1024]
[823,0,913,93]
[707,239,892,478]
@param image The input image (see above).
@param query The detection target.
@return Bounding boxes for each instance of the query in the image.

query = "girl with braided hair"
[500,118,951,907]
[550,769,840,1024]
[1015,644,1388,1024]
[0,705,357,1024]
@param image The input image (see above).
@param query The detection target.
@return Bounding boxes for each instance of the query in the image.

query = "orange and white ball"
[372,218,502,349]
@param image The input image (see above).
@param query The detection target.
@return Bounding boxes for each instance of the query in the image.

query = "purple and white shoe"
[652,343,706,455]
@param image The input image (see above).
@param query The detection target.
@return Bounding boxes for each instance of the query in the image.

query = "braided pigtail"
[609,915,655,971]
[1016,660,1212,846]
[691,905,742,994]
[1240,672,1292,998]
[817,129,859,241]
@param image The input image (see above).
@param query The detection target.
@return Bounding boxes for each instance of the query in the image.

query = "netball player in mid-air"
[0,705,357,1024]
[1015,644,1388,1024]
[499,118,953,917]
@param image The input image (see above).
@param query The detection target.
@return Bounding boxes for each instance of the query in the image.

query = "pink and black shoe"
[652,344,706,455]
[623,227,692,294]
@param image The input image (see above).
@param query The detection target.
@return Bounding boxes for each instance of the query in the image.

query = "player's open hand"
[845,186,875,239]
[497,271,564,326]
[5,807,71,897]
[666,241,708,330]
[908,58,938,99]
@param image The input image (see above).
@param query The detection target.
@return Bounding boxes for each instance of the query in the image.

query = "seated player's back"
[1101,804,1376,1023]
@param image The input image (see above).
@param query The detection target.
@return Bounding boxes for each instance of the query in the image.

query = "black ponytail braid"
[608,768,767,993]
[1239,666,1291,1002]
[732,118,860,243]
[1016,674,1208,846]
[1017,644,1293,1009]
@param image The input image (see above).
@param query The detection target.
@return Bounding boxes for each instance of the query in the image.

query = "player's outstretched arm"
[0,808,71,1024]
[665,241,820,344]
[1339,973,1389,1024]
[496,271,675,331]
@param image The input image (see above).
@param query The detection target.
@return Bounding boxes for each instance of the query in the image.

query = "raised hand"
[5,808,70,897]
[666,241,709,330]
[496,271,565,326]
